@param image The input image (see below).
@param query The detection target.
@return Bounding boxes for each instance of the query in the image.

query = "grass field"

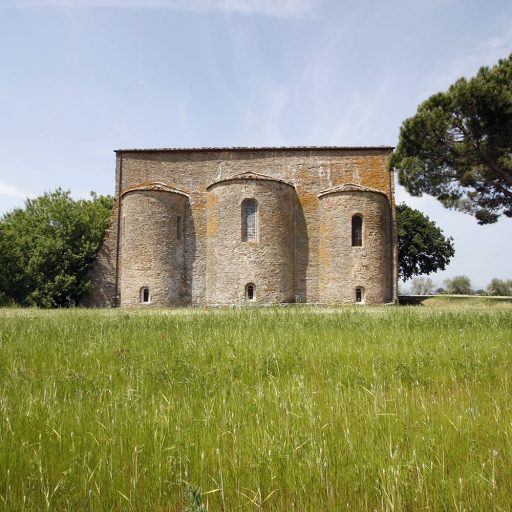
[0,304,511,511]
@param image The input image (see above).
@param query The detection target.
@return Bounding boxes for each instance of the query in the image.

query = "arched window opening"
[352,215,363,247]
[242,199,258,242]
[246,283,255,300]
[355,287,364,304]
[141,287,150,304]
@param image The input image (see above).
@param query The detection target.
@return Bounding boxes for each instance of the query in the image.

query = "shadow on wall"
[183,201,196,306]
[294,193,309,302]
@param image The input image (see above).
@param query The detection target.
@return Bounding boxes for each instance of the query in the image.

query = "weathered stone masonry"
[84,146,398,307]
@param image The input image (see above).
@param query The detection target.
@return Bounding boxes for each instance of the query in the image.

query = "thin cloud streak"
[417,26,512,101]
[0,0,319,17]
[0,181,27,199]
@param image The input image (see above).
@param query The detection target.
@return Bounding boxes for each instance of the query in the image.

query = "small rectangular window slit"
[352,215,363,246]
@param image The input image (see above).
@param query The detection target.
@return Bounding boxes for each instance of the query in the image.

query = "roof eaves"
[115,145,394,153]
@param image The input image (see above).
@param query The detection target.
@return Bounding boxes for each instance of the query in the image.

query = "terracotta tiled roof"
[207,171,294,190]
[317,183,388,198]
[121,181,190,197]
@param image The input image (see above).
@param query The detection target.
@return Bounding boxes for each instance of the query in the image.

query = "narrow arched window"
[352,215,363,246]
[242,199,258,242]
[246,283,255,300]
[355,287,364,303]
[141,287,150,304]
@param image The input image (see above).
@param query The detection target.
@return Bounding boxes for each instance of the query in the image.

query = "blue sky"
[0,0,511,289]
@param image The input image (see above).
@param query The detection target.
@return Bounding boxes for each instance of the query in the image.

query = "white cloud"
[418,26,512,101]
[0,0,319,17]
[0,181,27,199]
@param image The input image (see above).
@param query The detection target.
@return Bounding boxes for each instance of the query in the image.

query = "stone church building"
[85,146,398,307]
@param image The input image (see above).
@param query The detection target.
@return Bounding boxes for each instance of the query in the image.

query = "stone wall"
[80,201,118,307]
[85,147,397,306]
[120,187,188,307]
[318,186,393,304]
[206,175,295,304]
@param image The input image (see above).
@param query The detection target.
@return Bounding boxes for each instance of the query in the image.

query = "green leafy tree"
[411,277,435,295]
[445,275,473,295]
[0,189,113,307]
[390,54,512,224]
[397,203,455,281]
[486,278,512,296]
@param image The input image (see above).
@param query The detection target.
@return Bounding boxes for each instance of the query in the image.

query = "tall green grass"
[0,306,511,511]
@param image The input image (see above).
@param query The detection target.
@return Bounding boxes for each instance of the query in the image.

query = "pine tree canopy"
[390,53,512,224]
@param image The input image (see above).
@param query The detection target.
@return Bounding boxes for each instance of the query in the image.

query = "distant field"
[0,306,511,511]
[399,294,512,306]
